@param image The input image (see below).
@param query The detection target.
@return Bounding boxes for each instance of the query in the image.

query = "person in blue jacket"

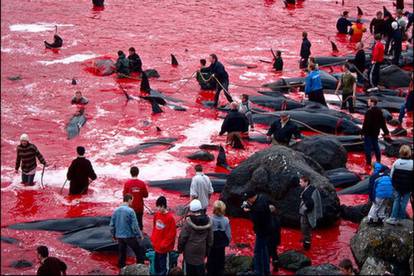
[336,11,353,34]
[207,54,233,108]
[367,162,393,226]
[305,63,327,106]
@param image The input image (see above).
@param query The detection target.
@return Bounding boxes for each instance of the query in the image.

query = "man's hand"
[269,205,276,213]
[243,208,250,212]
[334,90,339,95]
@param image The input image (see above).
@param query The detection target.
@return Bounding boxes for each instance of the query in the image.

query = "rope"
[40,165,45,189]
[60,179,68,194]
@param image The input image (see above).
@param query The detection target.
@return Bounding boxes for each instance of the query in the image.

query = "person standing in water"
[207,54,233,108]
[334,63,356,113]
[299,32,311,69]
[66,146,97,195]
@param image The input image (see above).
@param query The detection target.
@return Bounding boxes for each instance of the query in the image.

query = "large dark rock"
[186,150,215,161]
[351,217,413,274]
[224,255,253,275]
[295,263,342,275]
[221,146,340,228]
[324,168,360,188]
[279,250,311,271]
[292,136,347,170]
[340,203,372,223]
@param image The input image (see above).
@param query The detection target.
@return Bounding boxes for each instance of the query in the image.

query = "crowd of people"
[10,1,414,275]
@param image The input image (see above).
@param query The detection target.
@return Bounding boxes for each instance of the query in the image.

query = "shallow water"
[1,0,413,274]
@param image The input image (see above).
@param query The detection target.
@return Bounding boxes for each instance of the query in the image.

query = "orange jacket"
[350,22,366,42]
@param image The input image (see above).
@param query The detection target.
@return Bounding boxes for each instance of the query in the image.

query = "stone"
[359,257,389,275]
[186,150,215,161]
[221,146,340,227]
[10,260,33,268]
[279,250,311,271]
[292,136,347,170]
[224,255,253,275]
[351,217,413,273]
[120,264,149,275]
[295,263,342,275]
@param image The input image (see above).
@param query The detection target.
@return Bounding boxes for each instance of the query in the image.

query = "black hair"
[118,50,124,56]
[242,94,249,100]
[156,196,167,208]
[37,246,49,258]
[344,62,351,70]
[209,54,218,61]
[123,194,133,202]
[301,175,310,184]
[195,164,203,172]
[76,146,85,156]
[276,50,282,56]
[200,59,206,66]
[129,47,135,52]
[130,166,139,177]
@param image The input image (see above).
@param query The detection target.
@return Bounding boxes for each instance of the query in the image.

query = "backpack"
[213,230,230,248]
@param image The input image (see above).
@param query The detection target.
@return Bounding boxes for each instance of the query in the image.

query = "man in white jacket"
[190,164,214,212]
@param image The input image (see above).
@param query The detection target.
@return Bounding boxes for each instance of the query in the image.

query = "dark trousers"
[392,46,402,65]
[21,173,35,186]
[117,237,144,268]
[135,212,143,231]
[253,235,270,276]
[185,262,205,276]
[299,58,308,69]
[363,135,381,165]
[300,215,312,245]
[341,94,355,113]
[213,79,233,107]
[308,89,327,106]
[207,247,225,276]
[369,62,381,88]
[398,103,406,124]
[154,252,168,276]
[356,69,365,86]
[385,36,391,55]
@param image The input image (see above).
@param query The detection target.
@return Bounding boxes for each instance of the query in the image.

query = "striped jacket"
[15,143,46,173]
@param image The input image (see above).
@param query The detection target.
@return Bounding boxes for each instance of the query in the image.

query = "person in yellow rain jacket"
[349,19,367,43]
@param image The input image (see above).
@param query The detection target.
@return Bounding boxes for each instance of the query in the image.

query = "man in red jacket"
[151,196,177,275]
[123,166,148,231]
[369,34,384,88]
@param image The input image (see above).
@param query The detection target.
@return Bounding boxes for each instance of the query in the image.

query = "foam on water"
[9,23,73,33]
[38,54,98,65]
[173,119,221,150]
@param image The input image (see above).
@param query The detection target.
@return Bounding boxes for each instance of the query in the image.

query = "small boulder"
[292,136,347,170]
[186,151,215,161]
[279,250,311,271]
[120,264,149,275]
[295,263,342,275]
[10,259,33,268]
[359,257,389,275]
[224,255,253,275]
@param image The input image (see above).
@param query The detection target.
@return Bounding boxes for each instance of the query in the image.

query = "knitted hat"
[20,134,29,141]
[189,199,202,212]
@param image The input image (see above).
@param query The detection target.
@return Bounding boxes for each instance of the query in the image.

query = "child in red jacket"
[151,196,177,275]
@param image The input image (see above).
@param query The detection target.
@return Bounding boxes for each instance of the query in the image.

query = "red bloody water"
[1,0,413,275]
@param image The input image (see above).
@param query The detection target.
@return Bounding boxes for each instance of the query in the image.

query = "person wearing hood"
[115,50,130,77]
[219,102,249,148]
[305,63,327,106]
[299,32,312,69]
[349,19,367,43]
[15,134,47,186]
[206,54,233,108]
[66,146,97,195]
[391,21,403,65]
[178,199,213,276]
[386,145,414,225]
[242,190,274,275]
[299,175,323,250]
[337,11,353,34]
[370,11,386,36]
[128,47,143,73]
[367,162,393,226]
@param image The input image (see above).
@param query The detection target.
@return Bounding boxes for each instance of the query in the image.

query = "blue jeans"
[390,192,411,220]
[363,136,381,165]
[22,173,35,186]
[253,235,270,275]
[154,252,167,275]
[398,103,406,124]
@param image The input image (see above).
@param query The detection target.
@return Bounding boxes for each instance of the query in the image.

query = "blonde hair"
[399,145,412,159]
[213,200,226,216]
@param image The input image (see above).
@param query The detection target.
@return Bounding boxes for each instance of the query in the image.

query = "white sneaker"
[385,217,398,225]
